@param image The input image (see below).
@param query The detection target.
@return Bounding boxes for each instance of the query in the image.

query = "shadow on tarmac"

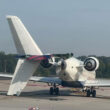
[20,89,110,101]
[0,90,110,101]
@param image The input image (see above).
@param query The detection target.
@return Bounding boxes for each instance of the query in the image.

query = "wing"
[81,79,110,87]
[0,73,61,85]
[30,76,61,84]
[2,73,110,87]
[0,73,13,78]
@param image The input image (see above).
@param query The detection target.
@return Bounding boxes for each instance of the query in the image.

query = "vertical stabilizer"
[7,59,39,96]
[6,16,42,96]
[7,16,43,55]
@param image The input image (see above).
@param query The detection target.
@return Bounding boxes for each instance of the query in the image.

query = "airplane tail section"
[7,16,43,55]
[7,59,38,96]
[6,16,42,96]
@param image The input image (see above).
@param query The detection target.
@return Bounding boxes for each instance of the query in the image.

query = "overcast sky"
[0,0,110,56]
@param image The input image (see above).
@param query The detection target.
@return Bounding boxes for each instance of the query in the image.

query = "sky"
[0,0,110,56]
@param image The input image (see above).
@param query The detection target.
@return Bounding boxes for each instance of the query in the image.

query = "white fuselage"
[58,57,96,82]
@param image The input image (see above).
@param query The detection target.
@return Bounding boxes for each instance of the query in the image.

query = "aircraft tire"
[92,90,96,98]
[54,87,59,95]
[87,90,91,97]
[50,87,54,95]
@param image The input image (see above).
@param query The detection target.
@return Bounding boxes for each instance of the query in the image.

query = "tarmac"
[0,79,110,110]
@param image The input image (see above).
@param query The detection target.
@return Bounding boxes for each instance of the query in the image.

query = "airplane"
[1,15,110,97]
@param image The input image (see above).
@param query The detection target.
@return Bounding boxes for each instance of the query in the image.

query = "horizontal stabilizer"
[16,55,52,61]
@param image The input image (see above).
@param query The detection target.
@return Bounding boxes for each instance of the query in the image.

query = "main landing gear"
[49,83,59,95]
[86,87,96,97]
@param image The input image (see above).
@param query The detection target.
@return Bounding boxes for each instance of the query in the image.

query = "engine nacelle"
[84,57,99,71]
[40,59,52,68]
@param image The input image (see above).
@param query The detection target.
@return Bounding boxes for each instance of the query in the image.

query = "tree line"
[0,51,110,78]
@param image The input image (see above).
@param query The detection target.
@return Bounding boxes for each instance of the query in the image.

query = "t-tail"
[6,16,43,96]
